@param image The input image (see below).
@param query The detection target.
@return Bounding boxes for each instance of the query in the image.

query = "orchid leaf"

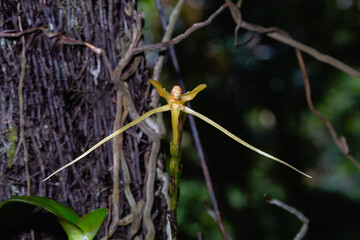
[57,218,85,240]
[0,196,107,240]
[0,196,80,223]
[76,208,107,240]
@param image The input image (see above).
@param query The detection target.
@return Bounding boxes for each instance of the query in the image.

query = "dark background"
[139,0,360,239]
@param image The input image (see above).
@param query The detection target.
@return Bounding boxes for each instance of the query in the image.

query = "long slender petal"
[43,105,170,182]
[182,106,312,178]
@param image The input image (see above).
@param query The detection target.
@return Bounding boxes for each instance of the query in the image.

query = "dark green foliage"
[0,196,107,240]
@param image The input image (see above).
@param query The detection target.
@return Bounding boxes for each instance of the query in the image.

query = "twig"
[156,166,171,240]
[222,2,360,78]
[133,3,241,56]
[0,26,60,38]
[119,99,141,240]
[113,11,143,81]
[295,49,360,170]
[143,139,161,240]
[59,36,113,72]
[108,90,123,237]
[2,3,359,80]
[152,0,186,81]
[120,55,142,81]
[242,21,360,78]
[265,195,309,240]
[101,195,112,240]
[17,2,31,197]
[155,1,231,239]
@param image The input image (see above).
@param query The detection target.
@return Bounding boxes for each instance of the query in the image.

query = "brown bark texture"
[0,1,167,239]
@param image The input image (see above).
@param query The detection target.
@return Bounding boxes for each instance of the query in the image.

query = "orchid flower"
[43,80,311,181]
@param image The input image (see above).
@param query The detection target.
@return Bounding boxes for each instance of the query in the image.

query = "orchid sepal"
[181,84,207,102]
[149,80,172,104]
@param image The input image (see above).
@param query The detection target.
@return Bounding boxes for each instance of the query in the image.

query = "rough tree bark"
[0,1,168,239]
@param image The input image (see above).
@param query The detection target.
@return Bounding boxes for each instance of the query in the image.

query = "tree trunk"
[0,1,168,239]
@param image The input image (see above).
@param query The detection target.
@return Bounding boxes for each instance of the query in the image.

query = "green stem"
[169,110,186,240]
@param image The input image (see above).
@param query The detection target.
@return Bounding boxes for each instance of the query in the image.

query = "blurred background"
[140,0,360,239]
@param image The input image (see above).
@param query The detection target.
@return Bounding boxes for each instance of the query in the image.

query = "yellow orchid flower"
[43,80,311,181]
[150,80,206,143]
[151,80,311,178]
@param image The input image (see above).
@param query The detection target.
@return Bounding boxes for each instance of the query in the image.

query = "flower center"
[171,85,182,100]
